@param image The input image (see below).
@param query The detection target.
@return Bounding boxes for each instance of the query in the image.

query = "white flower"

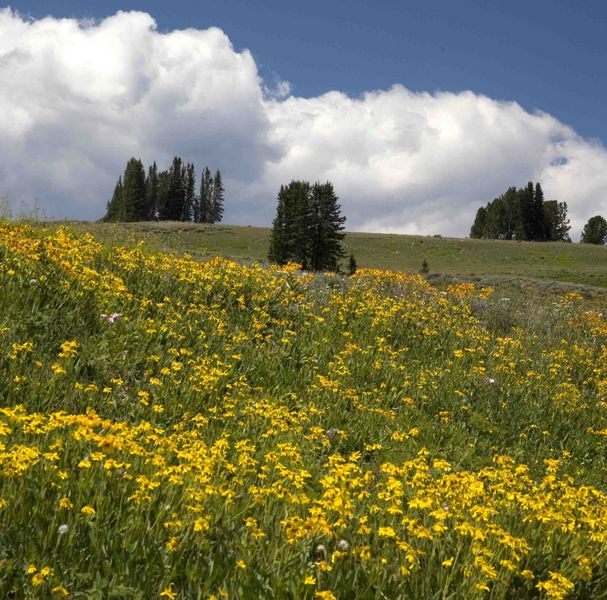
[100,312,122,324]
[336,539,350,551]
[58,524,69,535]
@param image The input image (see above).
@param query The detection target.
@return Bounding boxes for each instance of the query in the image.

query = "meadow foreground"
[1,222,606,599]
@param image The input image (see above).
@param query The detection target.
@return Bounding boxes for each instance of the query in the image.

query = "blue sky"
[10,0,607,144]
[1,2,607,235]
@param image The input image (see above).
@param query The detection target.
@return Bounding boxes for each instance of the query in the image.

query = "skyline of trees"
[470,182,571,242]
[102,157,224,224]
[99,165,601,245]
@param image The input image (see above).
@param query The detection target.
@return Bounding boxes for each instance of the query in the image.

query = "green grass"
[65,220,607,289]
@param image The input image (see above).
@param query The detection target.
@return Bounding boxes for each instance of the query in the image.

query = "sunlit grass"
[67,220,607,289]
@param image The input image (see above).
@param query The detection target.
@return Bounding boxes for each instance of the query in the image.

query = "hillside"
[67,220,607,289]
[1,221,607,598]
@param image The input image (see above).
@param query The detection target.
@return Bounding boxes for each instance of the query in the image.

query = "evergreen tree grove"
[469,182,568,242]
[268,180,346,272]
[102,157,226,224]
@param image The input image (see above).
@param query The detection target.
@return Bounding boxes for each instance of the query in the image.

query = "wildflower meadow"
[1,222,607,599]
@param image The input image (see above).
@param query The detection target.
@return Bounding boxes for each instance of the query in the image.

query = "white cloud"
[263,89,581,235]
[0,9,273,219]
[0,8,606,238]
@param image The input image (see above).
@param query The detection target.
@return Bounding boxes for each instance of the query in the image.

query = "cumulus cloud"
[0,9,274,220]
[263,89,588,235]
[0,8,606,237]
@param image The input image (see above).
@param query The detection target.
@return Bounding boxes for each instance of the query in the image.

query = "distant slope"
[66,220,607,288]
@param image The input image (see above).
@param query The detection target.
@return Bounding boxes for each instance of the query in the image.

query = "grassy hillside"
[1,221,607,598]
[67,220,607,289]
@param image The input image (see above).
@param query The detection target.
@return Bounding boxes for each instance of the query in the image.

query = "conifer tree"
[102,177,124,222]
[210,170,225,224]
[310,182,346,271]
[145,163,159,220]
[269,181,312,266]
[165,157,185,221]
[268,185,288,264]
[199,167,214,224]
[520,181,536,240]
[485,197,507,239]
[555,201,571,242]
[102,157,226,223]
[501,187,521,240]
[469,182,562,242]
[268,180,346,271]
[183,163,196,222]
[470,206,488,238]
[121,158,147,221]
[581,215,607,244]
[157,170,170,220]
[533,182,546,240]
[543,200,571,241]
[287,180,313,267]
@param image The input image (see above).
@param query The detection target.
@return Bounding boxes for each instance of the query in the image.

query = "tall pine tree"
[157,170,170,220]
[470,206,488,238]
[199,167,214,224]
[555,201,571,242]
[269,181,312,266]
[122,158,147,221]
[164,157,185,221]
[268,185,289,264]
[145,162,159,220]
[286,180,313,267]
[520,181,536,240]
[533,182,546,240]
[183,163,196,222]
[102,177,124,222]
[310,182,346,271]
[210,170,225,224]
[543,200,571,241]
